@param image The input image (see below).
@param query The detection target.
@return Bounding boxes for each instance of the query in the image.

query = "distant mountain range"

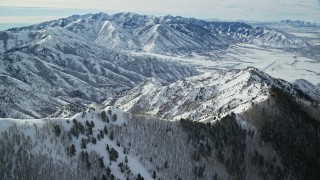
[4,12,309,54]
[280,20,319,27]
[1,12,316,118]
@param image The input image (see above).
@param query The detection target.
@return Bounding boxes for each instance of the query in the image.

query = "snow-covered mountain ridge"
[2,12,309,55]
[114,67,320,122]
[1,85,319,179]
[0,105,154,179]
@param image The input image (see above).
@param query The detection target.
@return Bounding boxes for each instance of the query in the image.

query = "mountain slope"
[0,106,153,180]
[1,86,319,179]
[114,67,319,122]
[0,26,198,118]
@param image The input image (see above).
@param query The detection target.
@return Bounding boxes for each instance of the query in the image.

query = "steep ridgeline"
[0,26,197,118]
[1,88,319,179]
[114,67,320,122]
[2,12,308,56]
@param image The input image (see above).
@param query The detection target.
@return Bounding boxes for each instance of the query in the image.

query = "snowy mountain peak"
[142,77,163,87]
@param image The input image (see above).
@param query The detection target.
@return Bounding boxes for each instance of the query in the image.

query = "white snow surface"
[129,43,320,85]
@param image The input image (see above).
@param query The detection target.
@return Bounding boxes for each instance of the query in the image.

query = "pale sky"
[0,0,319,29]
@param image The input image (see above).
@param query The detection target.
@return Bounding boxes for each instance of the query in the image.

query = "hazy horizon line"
[0,9,319,31]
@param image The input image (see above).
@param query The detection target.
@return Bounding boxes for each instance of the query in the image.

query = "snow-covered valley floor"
[129,44,320,85]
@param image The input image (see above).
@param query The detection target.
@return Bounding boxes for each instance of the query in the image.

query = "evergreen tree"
[164,161,168,168]
[80,151,86,161]
[109,148,118,162]
[137,173,144,180]
[112,114,117,122]
[110,130,114,141]
[102,174,107,180]
[213,173,218,180]
[86,125,93,136]
[100,130,105,138]
[78,122,85,134]
[73,119,78,125]
[82,111,86,118]
[70,126,79,138]
[90,121,95,128]
[68,144,76,156]
[53,124,61,136]
[99,157,105,168]
[104,125,108,135]
[152,170,157,179]
[85,120,90,127]
[81,138,87,149]
[92,137,97,144]
[106,166,111,176]
[85,151,91,169]
[101,111,107,122]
